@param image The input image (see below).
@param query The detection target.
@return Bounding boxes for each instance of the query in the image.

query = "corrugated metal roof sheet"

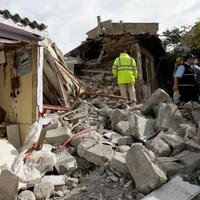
[0,9,47,31]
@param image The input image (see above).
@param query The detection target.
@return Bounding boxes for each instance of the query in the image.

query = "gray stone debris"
[77,139,114,167]
[117,136,134,145]
[34,182,54,199]
[110,109,130,130]
[116,145,131,153]
[146,131,171,157]
[141,88,172,115]
[129,114,155,139]
[126,143,167,193]
[41,175,66,186]
[45,127,71,145]
[174,150,200,174]
[115,121,130,136]
[110,152,130,176]
[110,132,123,144]
[18,190,36,200]
[142,176,200,200]
[55,148,77,175]
[0,170,19,200]
[155,103,183,131]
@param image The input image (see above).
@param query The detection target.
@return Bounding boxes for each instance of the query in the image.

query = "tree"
[161,26,190,53]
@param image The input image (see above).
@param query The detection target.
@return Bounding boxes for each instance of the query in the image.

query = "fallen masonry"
[1,88,200,199]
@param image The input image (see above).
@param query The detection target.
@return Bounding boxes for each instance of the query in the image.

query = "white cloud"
[0,0,199,53]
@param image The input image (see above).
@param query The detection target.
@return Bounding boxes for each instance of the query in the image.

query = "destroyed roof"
[65,33,165,58]
[0,9,47,31]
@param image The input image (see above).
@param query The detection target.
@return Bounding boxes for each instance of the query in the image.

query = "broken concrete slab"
[117,136,133,145]
[41,175,65,186]
[0,170,19,200]
[55,148,77,176]
[158,157,184,177]
[110,109,130,130]
[0,139,19,170]
[126,143,167,194]
[141,88,172,115]
[77,140,114,167]
[161,133,185,155]
[174,150,200,174]
[45,126,71,145]
[34,182,54,200]
[18,190,36,200]
[142,176,200,200]
[116,145,131,153]
[110,152,130,177]
[115,121,130,136]
[145,131,171,157]
[129,114,155,139]
[110,132,123,144]
[155,103,183,131]
[70,130,100,147]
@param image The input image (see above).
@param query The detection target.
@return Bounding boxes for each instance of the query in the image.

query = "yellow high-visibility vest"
[112,53,138,84]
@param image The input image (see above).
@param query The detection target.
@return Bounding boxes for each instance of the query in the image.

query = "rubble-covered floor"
[1,89,200,200]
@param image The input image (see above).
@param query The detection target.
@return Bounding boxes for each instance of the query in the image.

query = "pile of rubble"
[1,88,200,200]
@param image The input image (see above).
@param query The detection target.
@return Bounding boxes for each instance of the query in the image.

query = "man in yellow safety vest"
[112,51,138,102]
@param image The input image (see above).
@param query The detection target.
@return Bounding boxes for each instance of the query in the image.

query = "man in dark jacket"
[173,54,199,103]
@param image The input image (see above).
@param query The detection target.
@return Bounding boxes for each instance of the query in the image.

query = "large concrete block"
[18,190,36,200]
[0,170,19,200]
[126,143,167,193]
[41,175,65,186]
[115,121,130,136]
[77,140,114,167]
[142,176,200,200]
[155,103,183,131]
[141,88,172,115]
[55,148,77,175]
[129,114,155,139]
[34,182,54,199]
[110,152,130,176]
[45,127,71,145]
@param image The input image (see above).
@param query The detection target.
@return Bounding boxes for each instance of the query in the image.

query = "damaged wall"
[0,44,38,143]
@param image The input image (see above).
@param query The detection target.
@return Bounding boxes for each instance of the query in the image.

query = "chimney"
[97,16,101,26]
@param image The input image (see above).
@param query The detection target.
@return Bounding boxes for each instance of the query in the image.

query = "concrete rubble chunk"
[158,157,184,177]
[26,150,56,175]
[45,127,71,145]
[18,190,36,200]
[110,109,130,130]
[110,152,130,176]
[146,131,171,157]
[41,175,65,186]
[110,132,123,144]
[141,88,172,115]
[129,114,155,140]
[142,176,200,200]
[115,121,130,136]
[183,102,200,125]
[155,103,183,131]
[116,145,131,153]
[55,148,77,175]
[126,143,167,193]
[174,150,200,174]
[77,140,114,167]
[70,130,100,147]
[161,133,185,154]
[0,170,19,200]
[117,136,134,145]
[34,182,54,200]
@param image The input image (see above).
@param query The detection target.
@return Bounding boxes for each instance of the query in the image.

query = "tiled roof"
[0,9,47,31]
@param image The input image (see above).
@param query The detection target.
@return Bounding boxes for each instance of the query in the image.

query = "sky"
[1,0,200,54]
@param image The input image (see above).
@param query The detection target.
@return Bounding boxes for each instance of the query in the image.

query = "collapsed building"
[65,17,165,103]
[0,9,80,144]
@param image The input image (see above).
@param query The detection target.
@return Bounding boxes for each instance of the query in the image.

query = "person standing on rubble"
[112,50,138,102]
[173,54,200,103]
